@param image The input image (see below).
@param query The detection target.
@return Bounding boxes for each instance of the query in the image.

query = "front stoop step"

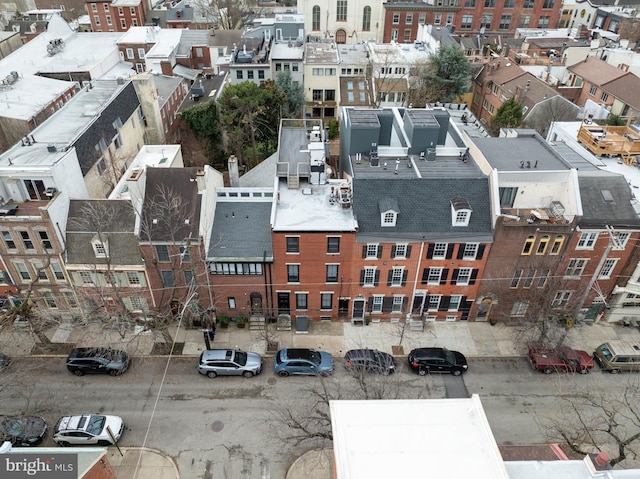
[409,320,424,332]
[249,316,266,331]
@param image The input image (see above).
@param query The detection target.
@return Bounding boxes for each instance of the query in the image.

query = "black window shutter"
[477,244,485,260]
[387,270,393,286]
[391,245,397,258]
[461,297,471,320]
[427,243,434,259]
[360,270,365,286]
[402,270,408,286]
[362,245,367,258]
[374,270,380,286]
[446,244,455,259]
[451,269,459,285]
[377,245,383,258]
[421,268,430,284]
[457,244,465,259]
[406,245,412,258]
[469,269,479,285]
[402,297,408,312]
[382,297,393,312]
[439,296,451,311]
[440,269,449,285]
[367,297,373,310]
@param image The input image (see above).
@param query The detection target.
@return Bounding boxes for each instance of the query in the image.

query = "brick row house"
[65,199,152,317]
[341,107,493,324]
[381,0,563,44]
[85,0,147,32]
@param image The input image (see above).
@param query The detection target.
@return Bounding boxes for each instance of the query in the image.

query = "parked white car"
[53,414,124,446]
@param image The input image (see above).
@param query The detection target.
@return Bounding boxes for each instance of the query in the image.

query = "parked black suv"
[66,347,130,376]
[344,349,396,374]
[408,347,468,376]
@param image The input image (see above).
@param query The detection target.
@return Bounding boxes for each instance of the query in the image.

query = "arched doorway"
[335,29,347,44]
[476,296,496,322]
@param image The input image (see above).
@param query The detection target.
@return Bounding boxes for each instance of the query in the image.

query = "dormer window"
[91,236,109,258]
[379,198,399,227]
[451,197,472,227]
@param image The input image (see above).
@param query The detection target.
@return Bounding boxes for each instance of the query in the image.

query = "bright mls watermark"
[2,454,77,478]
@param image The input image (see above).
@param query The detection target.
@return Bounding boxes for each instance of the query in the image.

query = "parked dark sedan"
[66,347,130,376]
[344,349,396,374]
[408,347,468,376]
[0,416,48,446]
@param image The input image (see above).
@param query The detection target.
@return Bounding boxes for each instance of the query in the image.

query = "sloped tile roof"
[141,167,202,242]
[568,56,627,86]
[353,177,493,241]
[577,171,640,228]
[65,199,142,265]
[207,202,273,261]
[602,74,640,110]
[74,82,141,176]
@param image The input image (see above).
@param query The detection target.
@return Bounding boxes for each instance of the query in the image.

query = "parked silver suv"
[198,349,263,378]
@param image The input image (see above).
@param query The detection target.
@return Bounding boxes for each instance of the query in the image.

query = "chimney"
[514,85,522,101]
[228,155,240,187]
[585,452,611,473]
[160,60,173,76]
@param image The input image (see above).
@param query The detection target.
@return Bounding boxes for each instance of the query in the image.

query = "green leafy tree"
[180,101,221,147]
[488,97,523,136]
[218,80,286,167]
[422,45,471,103]
[275,70,306,118]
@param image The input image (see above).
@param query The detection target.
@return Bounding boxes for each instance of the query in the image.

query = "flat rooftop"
[473,136,572,171]
[273,179,358,232]
[331,396,509,479]
[337,43,369,66]
[0,24,122,77]
[0,74,73,121]
[352,154,483,179]
[305,42,339,64]
[0,80,125,168]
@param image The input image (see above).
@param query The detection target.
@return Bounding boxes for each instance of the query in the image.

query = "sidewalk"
[106,447,179,479]
[3,317,640,360]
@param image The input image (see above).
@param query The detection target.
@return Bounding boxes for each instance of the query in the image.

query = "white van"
[593,341,640,373]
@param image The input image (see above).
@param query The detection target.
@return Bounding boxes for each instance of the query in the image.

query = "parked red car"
[528,346,594,374]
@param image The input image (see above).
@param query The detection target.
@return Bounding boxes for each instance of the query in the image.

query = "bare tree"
[523,96,580,138]
[541,382,640,466]
[270,368,437,449]
[486,260,577,349]
[0,258,56,345]
[190,0,257,30]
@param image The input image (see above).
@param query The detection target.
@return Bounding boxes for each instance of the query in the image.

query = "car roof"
[283,348,314,360]
[201,349,234,361]
[412,347,447,359]
[345,349,376,360]
[69,347,118,359]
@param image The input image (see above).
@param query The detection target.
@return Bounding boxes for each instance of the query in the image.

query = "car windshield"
[86,415,105,435]
[309,350,321,365]
[445,349,456,364]
[235,351,247,366]
[598,344,613,361]
[373,351,383,363]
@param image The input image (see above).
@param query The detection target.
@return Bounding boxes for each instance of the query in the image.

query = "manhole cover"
[211,420,224,432]
[267,378,277,385]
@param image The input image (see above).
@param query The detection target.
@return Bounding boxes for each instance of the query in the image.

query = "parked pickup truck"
[528,346,595,374]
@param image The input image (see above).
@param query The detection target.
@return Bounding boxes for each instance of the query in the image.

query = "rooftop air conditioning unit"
[44,187,57,197]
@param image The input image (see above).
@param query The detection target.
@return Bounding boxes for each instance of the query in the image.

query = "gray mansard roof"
[353,177,493,243]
